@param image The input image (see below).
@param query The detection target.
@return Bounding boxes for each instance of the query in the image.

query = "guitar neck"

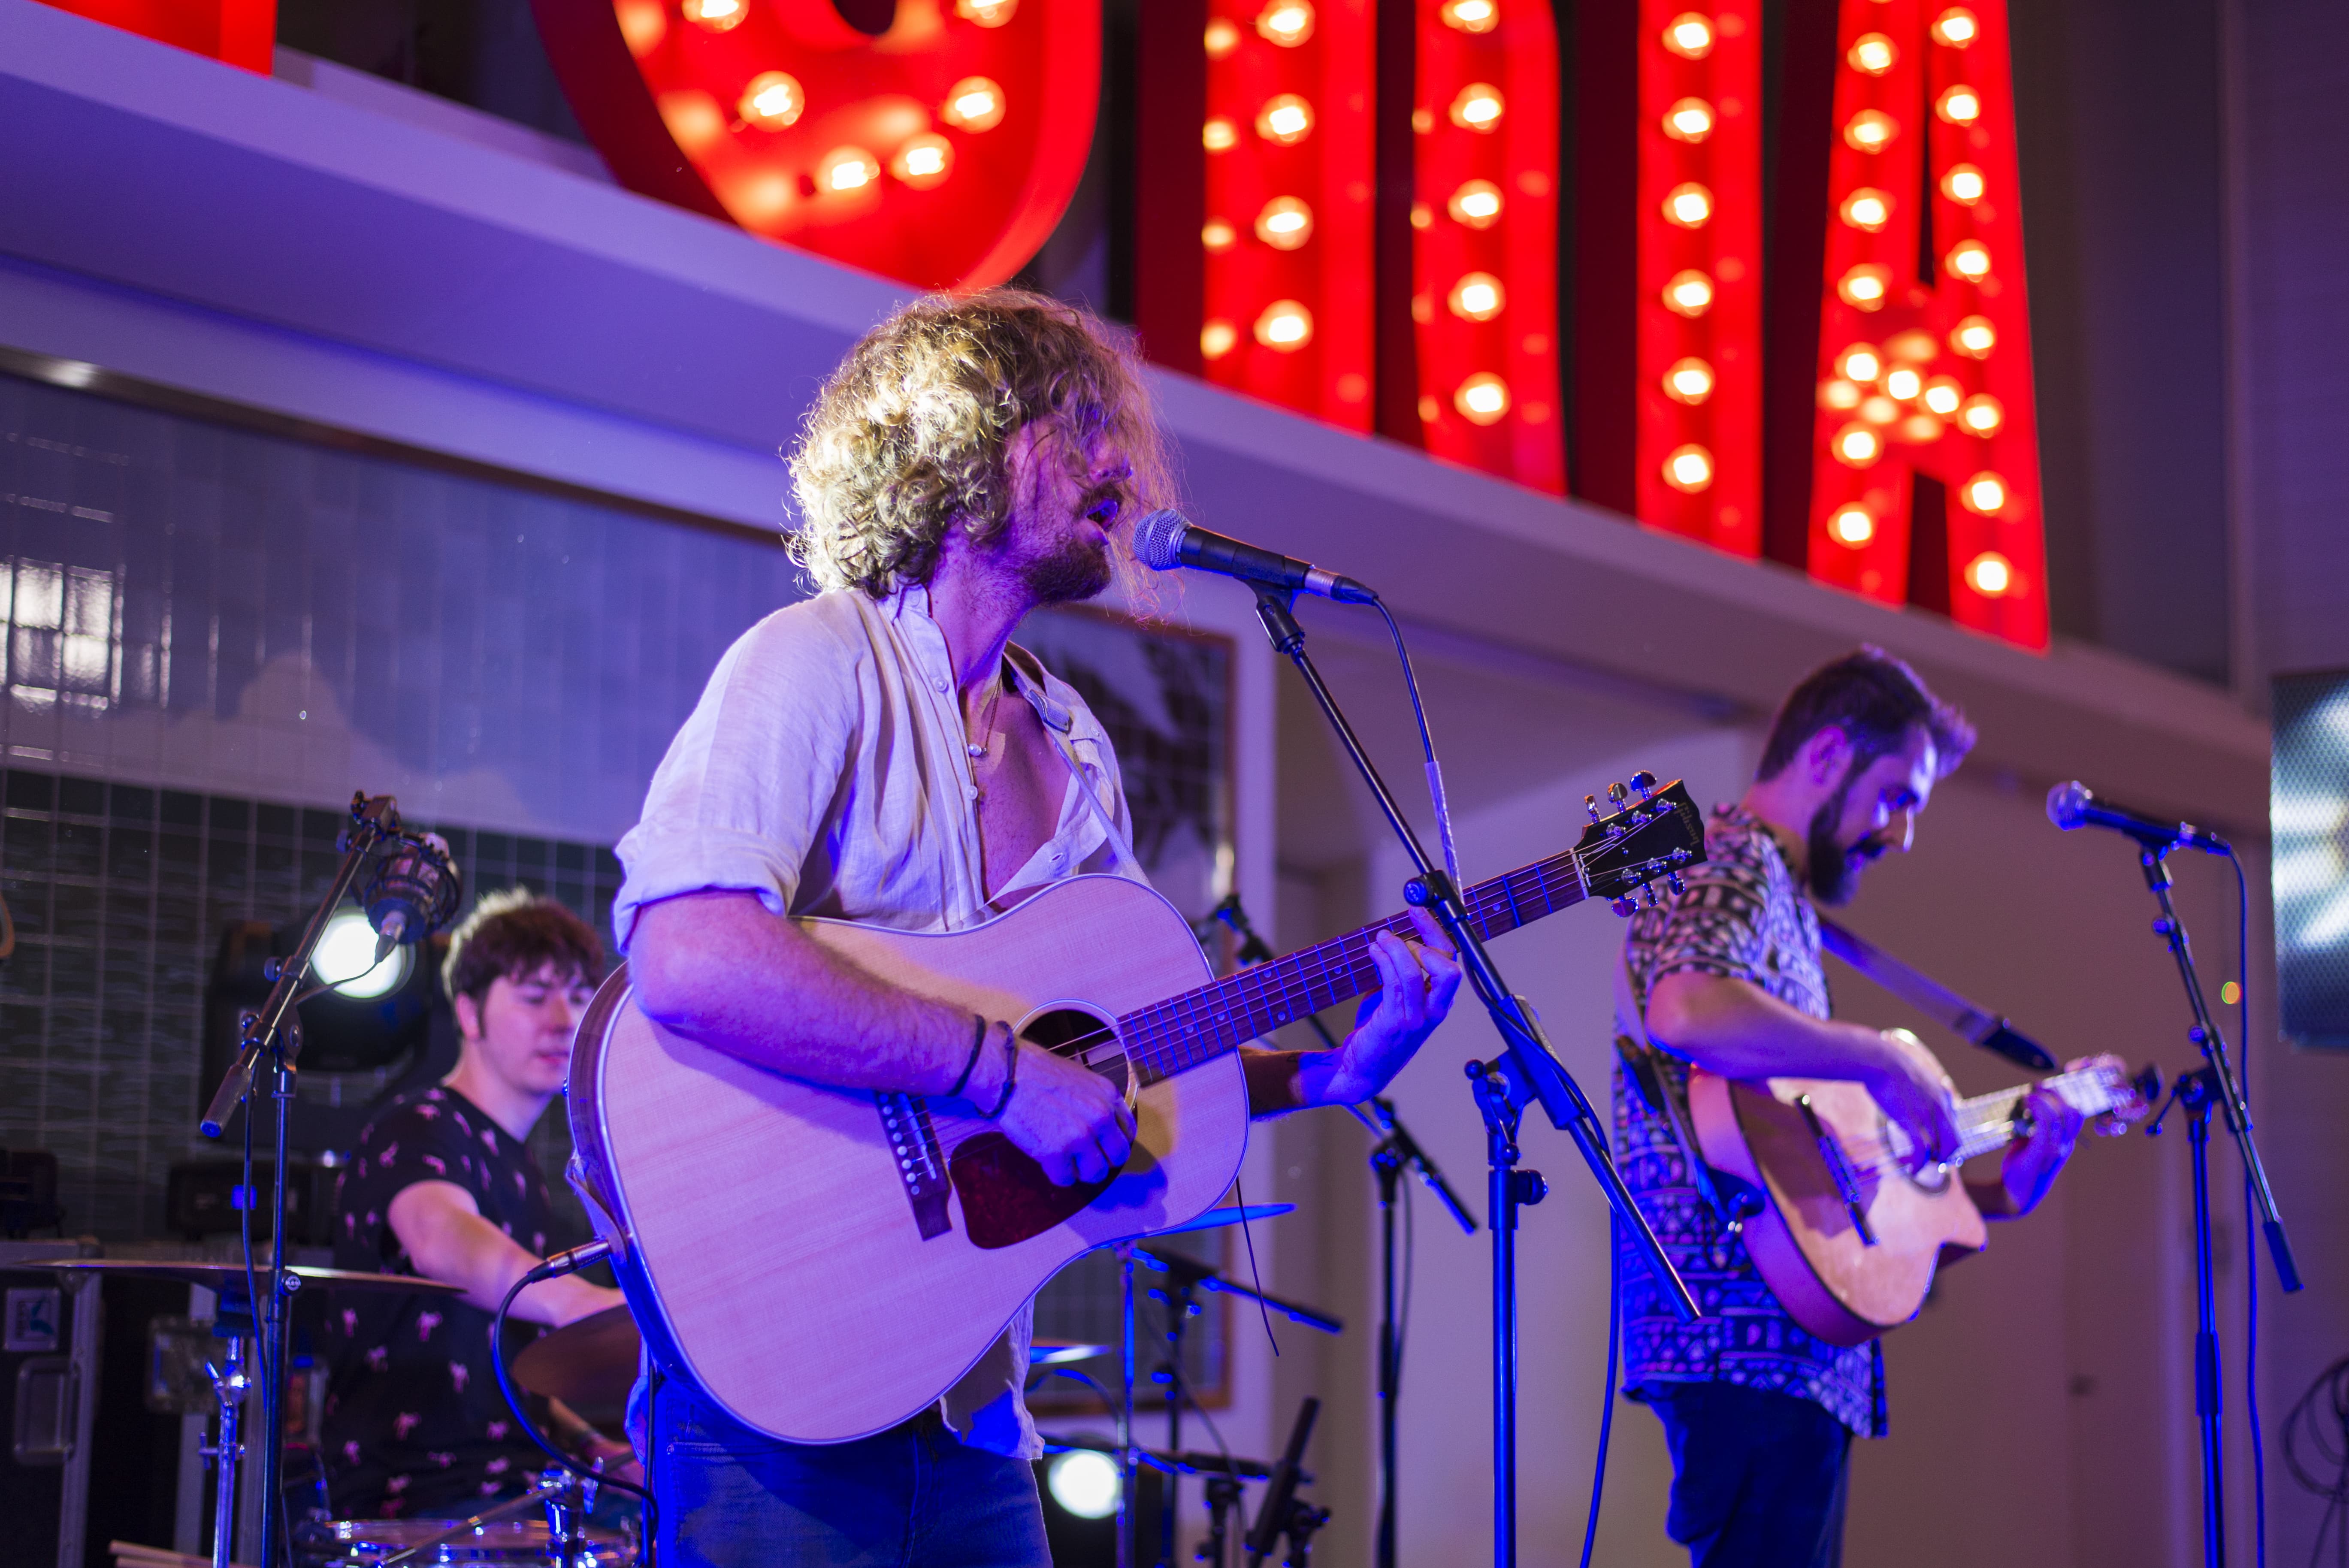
[1950,1064,2128,1163]
[1117,849,1592,1084]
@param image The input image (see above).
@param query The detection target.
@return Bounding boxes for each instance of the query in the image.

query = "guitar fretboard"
[1948,1064,2130,1163]
[1115,849,1593,1083]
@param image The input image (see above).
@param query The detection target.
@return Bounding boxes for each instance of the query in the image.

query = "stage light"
[738,72,806,130]
[1663,98,1715,143]
[1255,299,1314,350]
[1884,366,1922,400]
[889,134,954,187]
[1661,12,1714,59]
[1257,94,1314,145]
[1962,472,2007,513]
[1941,164,1986,204]
[1951,315,1997,357]
[1965,551,2014,596]
[1255,196,1314,249]
[1829,505,1876,547]
[1820,378,1862,410]
[821,146,881,191]
[1946,240,1991,281]
[1047,1451,1120,1520]
[1440,0,1498,33]
[1204,17,1240,56]
[1834,423,1883,466]
[1848,33,1896,75]
[1932,7,1980,47]
[1201,320,1238,359]
[1959,393,2004,434]
[1844,110,1897,154]
[1840,188,1893,232]
[1257,0,1314,47]
[1455,373,1510,424]
[957,0,1017,23]
[1451,84,1505,132]
[1662,444,1714,492]
[1448,180,1503,227]
[1663,269,1714,317]
[1936,85,1981,125]
[1837,344,1883,384]
[1838,264,1892,310]
[1664,357,1714,404]
[658,91,726,153]
[1203,118,1237,151]
[1663,182,1713,228]
[1923,376,1963,414]
[616,0,665,57]
[942,77,1007,131]
[1202,218,1236,251]
[682,0,745,32]
[1448,272,1505,321]
[312,909,409,1001]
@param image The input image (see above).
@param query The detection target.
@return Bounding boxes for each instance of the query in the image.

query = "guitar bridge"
[877,1092,953,1241]
[1795,1094,1876,1247]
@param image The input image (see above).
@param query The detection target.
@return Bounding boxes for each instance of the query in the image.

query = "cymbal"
[511,1304,639,1410]
[1029,1341,1111,1367]
[1146,1203,1294,1239]
[42,1260,462,1298]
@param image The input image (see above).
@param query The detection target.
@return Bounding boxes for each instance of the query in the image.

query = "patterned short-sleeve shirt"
[321,1085,569,1515]
[1611,804,1887,1438]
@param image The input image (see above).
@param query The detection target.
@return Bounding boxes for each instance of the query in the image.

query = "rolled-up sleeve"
[611,605,862,952]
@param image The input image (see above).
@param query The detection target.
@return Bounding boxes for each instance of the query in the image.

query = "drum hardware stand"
[2129,842,2300,1568]
[1196,1467,1245,1568]
[369,1474,577,1568]
[538,1463,599,1568]
[1242,1397,1321,1568]
[200,1294,255,1568]
[1244,583,1696,1568]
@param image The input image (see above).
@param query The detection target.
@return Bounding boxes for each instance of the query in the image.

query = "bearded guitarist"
[610,290,1463,1568]
[1614,649,2094,1567]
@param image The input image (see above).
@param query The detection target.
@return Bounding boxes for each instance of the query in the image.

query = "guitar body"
[1687,1034,1988,1347]
[567,874,1249,1444]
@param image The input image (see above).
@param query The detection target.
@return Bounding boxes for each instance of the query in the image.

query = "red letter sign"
[1805,0,2047,648]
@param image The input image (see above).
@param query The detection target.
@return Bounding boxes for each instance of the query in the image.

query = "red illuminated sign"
[36,0,273,72]
[533,0,1099,293]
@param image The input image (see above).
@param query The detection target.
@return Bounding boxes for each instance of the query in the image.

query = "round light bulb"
[1663,269,1714,317]
[1256,94,1314,145]
[956,0,1018,24]
[1965,551,2013,596]
[889,133,954,188]
[1663,357,1714,405]
[738,71,805,129]
[1255,195,1315,250]
[616,0,665,57]
[1840,187,1893,231]
[1202,218,1237,252]
[1451,84,1505,132]
[1048,1451,1121,1520]
[1946,240,1992,281]
[1951,314,1997,357]
[1962,472,2008,513]
[1447,272,1506,322]
[1203,118,1238,151]
[1661,12,1713,58]
[1932,7,1980,47]
[942,76,1007,132]
[1663,97,1715,143]
[1848,32,1896,74]
[1204,17,1241,56]
[1838,264,1892,310]
[1838,344,1883,383]
[1829,505,1876,547]
[1820,379,1863,411]
[819,146,881,192]
[1663,181,1713,228]
[1663,444,1714,492]
[682,0,745,31]
[1410,201,1433,230]
[1834,423,1883,466]
[1201,320,1239,360]
[1936,85,1981,125]
[1959,393,2004,434]
[1257,0,1314,46]
[1448,179,1504,228]
[1923,378,1963,414]
[1455,373,1511,424]
[1941,164,1986,205]
[1255,299,1315,350]
[1843,109,1897,154]
[1884,366,1923,401]
[1440,0,1498,32]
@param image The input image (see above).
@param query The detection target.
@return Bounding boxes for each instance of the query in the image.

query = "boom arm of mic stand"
[1244,583,1697,1323]
[1352,1098,1478,1234]
[1132,1247,1345,1335]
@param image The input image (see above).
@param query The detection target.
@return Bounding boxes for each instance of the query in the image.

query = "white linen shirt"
[612,584,1148,1458]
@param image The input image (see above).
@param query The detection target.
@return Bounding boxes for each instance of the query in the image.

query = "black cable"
[1578,1213,1621,1568]
[489,1266,658,1560]
[2282,1356,2349,1568]
[1370,601,1459,879]
[2230,848,2265,1568]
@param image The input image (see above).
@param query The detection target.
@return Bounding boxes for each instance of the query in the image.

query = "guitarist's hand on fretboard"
[1970,1053,2110,1218]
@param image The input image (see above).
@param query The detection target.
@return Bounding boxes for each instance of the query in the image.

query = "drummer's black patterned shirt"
[322,1085,567,1515]
[1611,804,1888,1438]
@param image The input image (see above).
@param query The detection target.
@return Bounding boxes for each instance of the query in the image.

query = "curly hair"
[786,289,1169,596]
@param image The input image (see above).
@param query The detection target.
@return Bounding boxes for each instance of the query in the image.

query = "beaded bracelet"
[980,1023,1020,1120]
[945,1013,989,1100]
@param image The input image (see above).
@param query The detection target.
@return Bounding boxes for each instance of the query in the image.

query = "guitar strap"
[1611,953,1765,1234]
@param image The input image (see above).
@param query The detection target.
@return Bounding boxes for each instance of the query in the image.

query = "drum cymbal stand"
[200,1293,254,1568]
[538,1462,599,1568]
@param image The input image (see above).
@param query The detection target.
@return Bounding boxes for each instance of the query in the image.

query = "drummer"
[321,890,635,1518]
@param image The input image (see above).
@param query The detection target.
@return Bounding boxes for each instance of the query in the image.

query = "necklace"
[965,671,1004,761]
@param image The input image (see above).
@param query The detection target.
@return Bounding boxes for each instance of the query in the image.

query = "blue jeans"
[1648,1383,1852,1568]
[645,1375,1049,1568]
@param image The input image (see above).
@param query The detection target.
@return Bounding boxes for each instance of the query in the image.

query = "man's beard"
[1804,775,1883,906]
[1019,530,1115,604]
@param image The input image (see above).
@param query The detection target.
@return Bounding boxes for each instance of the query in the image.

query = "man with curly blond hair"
[610,290,1463,1565]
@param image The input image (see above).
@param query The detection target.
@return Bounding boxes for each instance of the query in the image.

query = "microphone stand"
[197,792,407,1568]
[1243,584,1696,1568]
[2132,843,2301,1568]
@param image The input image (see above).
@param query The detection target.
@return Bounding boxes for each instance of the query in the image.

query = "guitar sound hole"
[1879,1113,1953,1194]
[1022,1006,1133,1099]
[948,1006,1132,1250]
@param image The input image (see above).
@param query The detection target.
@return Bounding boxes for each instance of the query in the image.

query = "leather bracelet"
[980,1023,1020,1120]
[945,1013,989,1100]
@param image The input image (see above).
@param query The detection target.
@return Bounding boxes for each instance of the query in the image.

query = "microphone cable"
[2227,845,2266,1568]
[1369,601,1463,887]
[1578,1214,1623,1568]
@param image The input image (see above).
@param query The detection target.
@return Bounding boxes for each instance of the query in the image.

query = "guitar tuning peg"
[1640,882,1660,908]
[1609,897,1637,918]
[1630,770,1657,800]
[1666,872,1687,896]
[1584,794,1602,825]
[1606,782,1629,807]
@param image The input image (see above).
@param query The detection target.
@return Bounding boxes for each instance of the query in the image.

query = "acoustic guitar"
[1687,1039,2156,1346]
[568,778,1704,1443]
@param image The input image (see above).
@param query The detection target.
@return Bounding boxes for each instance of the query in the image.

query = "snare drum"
[299,1517,632,1568]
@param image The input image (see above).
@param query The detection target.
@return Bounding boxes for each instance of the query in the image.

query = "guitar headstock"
[1575,773,1706,914]
[2053,1055,2162,1136]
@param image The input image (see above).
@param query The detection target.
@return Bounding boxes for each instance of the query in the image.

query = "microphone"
[2046,781,2231,855]
[362,831,463,962]
[1131,509,1377,604]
